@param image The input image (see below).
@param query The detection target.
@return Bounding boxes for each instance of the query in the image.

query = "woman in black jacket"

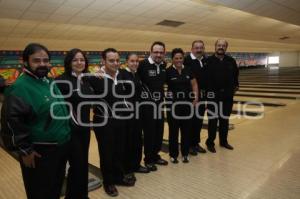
[120,53,150,182]
[56,49,94,199]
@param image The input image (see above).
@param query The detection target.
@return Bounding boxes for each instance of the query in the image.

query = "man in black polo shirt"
[184,40,208,155]
[137,41,168,171]
[206,39,239,153]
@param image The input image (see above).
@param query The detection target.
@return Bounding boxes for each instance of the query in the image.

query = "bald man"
[205,39,239,153]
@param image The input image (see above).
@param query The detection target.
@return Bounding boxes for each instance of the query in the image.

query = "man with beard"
[205,39,239,153]
[0,43,70,199]
[184,40,208,155]
[137,41,168,171]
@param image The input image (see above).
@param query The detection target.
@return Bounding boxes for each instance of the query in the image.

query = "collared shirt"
[138,57,166,102]
[101,67,119,85]
[125,66,136,74]
[148,56,163,74]
[166,65,194,101]
[207,54,239,92]
[172,64,185,70]
[71,71,84,78]
[190,53,204,67]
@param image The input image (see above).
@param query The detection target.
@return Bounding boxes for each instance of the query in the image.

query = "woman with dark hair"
[0,43,71,199]
[166,48,199,163]
[120,53,150,182]
[56,48,94,199]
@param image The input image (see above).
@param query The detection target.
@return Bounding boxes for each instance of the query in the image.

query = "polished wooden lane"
[87,101,300,199]
[0,67,300,199]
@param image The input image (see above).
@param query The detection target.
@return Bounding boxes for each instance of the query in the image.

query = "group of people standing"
[0,38,239,199]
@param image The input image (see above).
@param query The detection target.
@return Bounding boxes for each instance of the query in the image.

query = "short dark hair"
[23,43,50,65]
[102,48,118,60]
[171,48,184,59]
[215,39,228,47]
[64,48,89,75]
[150,41,165,52]
[126,52,138,61]
[192,40,204,48]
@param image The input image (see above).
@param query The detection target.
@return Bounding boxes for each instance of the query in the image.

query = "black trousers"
[141,101,164,164]
[167,103,192,158]
[190,98,206,147]
[123,117,143,174]
[20,142,70,199]
[94,119,125,185]
[206,97,234,146]
[65,126,91,199]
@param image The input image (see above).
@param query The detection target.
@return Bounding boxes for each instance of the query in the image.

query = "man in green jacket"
[1,43,71,199]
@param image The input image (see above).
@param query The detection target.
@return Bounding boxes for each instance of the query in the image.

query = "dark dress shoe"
[195,145,207,153]
[189,148,198,156]
[207,145,216,153]
[182,156,189,163]
[125,173,136,181]
[170,157,179,164]
[136,165,150,173]
[155,158,168,165]
[145,163,158,171]
[104,184,118,197]
[220,143,234,150]
[116,177,135,187]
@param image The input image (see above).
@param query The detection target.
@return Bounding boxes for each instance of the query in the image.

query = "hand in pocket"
[21,151,42,168]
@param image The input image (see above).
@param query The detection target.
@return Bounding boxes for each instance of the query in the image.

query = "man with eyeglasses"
[184,40,209,155]
[137,41,168,171]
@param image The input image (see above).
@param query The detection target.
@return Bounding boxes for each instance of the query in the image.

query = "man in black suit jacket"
[205,39,239,153]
